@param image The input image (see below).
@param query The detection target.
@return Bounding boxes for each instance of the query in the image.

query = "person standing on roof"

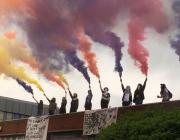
[99,80,110,109]
[133,77,147,105]
[68,87,79,113]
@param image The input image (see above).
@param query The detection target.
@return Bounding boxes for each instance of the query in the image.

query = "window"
[6,112,13,121]
[0,111,4,122]
[13,113,20,120]
[20,115,29,119]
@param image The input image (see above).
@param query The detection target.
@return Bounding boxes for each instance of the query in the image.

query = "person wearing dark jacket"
[120,77,132,106]
[133,77,147,105]
[59,96,67,114]
[99,80,110,109]
[44,94,57,115]
[84,87,93,110]
[68,88,79,113]
[33,96,43,116]
[157,84,172,102]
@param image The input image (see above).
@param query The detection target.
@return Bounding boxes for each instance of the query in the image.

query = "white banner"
[83,108,118,135]
[25,116,49,140]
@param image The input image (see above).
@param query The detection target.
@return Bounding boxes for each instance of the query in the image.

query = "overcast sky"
[0,1,179,112]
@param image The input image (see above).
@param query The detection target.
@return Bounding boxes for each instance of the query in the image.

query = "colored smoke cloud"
[78,29,100,78]
[16,79,33,94]
[171,0,180,60]
[0,47,44,92]
[127,0,168,75]
[43,72,65,90]
[0,0,169,79]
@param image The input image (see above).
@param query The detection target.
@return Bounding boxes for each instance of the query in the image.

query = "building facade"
[0,98,180,140]
[0,96,48,122]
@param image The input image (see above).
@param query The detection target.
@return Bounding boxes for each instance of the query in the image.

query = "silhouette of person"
[133,77,147,105]
[44,94,57,115]
[120,77,132,106]
[157,84,172,102]
[59,96,67,114]
[99,80,110,109]
[68,88,79,113]
[33,96,43,116]
[84,85,93,110]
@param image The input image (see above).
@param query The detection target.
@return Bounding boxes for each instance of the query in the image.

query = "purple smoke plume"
[19,0,90,83]
[69,0,125,73]
[171,0,180,60]
[16,79,33,94]
[86,27,124,73]
[64,49,90,83]
[3,0,168,80]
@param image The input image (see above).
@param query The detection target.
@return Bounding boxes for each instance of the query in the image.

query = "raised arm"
[99,79,103,93]
[120,77,125,92]
[32,96,38,104]
[89,84,91,91]
[44,94,50,102]
[64,89,67,98]
[68,87,73,99]
[142,77,147,90]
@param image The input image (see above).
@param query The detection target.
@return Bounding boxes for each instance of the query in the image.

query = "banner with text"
[83,108,118,135]
[25,116,49,140]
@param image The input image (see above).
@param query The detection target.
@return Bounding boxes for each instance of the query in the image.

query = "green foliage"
[96,108,180,140]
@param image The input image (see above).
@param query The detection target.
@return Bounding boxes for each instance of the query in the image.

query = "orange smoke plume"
[44,72,65,90]
[78,30,100,78]
[4,31,16,40]
[0,0,33,15]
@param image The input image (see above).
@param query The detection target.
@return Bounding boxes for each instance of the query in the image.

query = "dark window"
[13,113,20,120]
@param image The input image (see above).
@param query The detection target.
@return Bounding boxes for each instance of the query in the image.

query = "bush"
[96,108,180,140]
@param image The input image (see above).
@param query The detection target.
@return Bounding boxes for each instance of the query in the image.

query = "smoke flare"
[58,72,69,87]
[171,0,180,60]
[44,72,65,90]
[64,49,90,83]
[16,79,33,94]
[78,30,100,78]
[0,34,39,70]
[0,47,44,92]
[0,0,169,78]
[127,0,168,75]
[128,19,149,75]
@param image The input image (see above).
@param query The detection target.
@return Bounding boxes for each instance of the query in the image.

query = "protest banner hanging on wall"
[25,116,49,140]
[83,107,118,135]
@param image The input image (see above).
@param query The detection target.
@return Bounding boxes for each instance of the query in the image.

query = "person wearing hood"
[68,87,79,113]
[99,80,110,109]
[120,77,132,106]
[33,96,43,116]
[157,84,172,102]
[133,77,147,105]
[44,94,57,115]
[84,85,93,110]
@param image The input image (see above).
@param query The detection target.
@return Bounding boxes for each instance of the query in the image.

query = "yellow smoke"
[0,32,66,92]
[58,72,69,86]
[0,33,39,70]
[0,46,44,92]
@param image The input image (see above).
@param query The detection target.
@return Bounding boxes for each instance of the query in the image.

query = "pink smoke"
[127,0,168,75]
